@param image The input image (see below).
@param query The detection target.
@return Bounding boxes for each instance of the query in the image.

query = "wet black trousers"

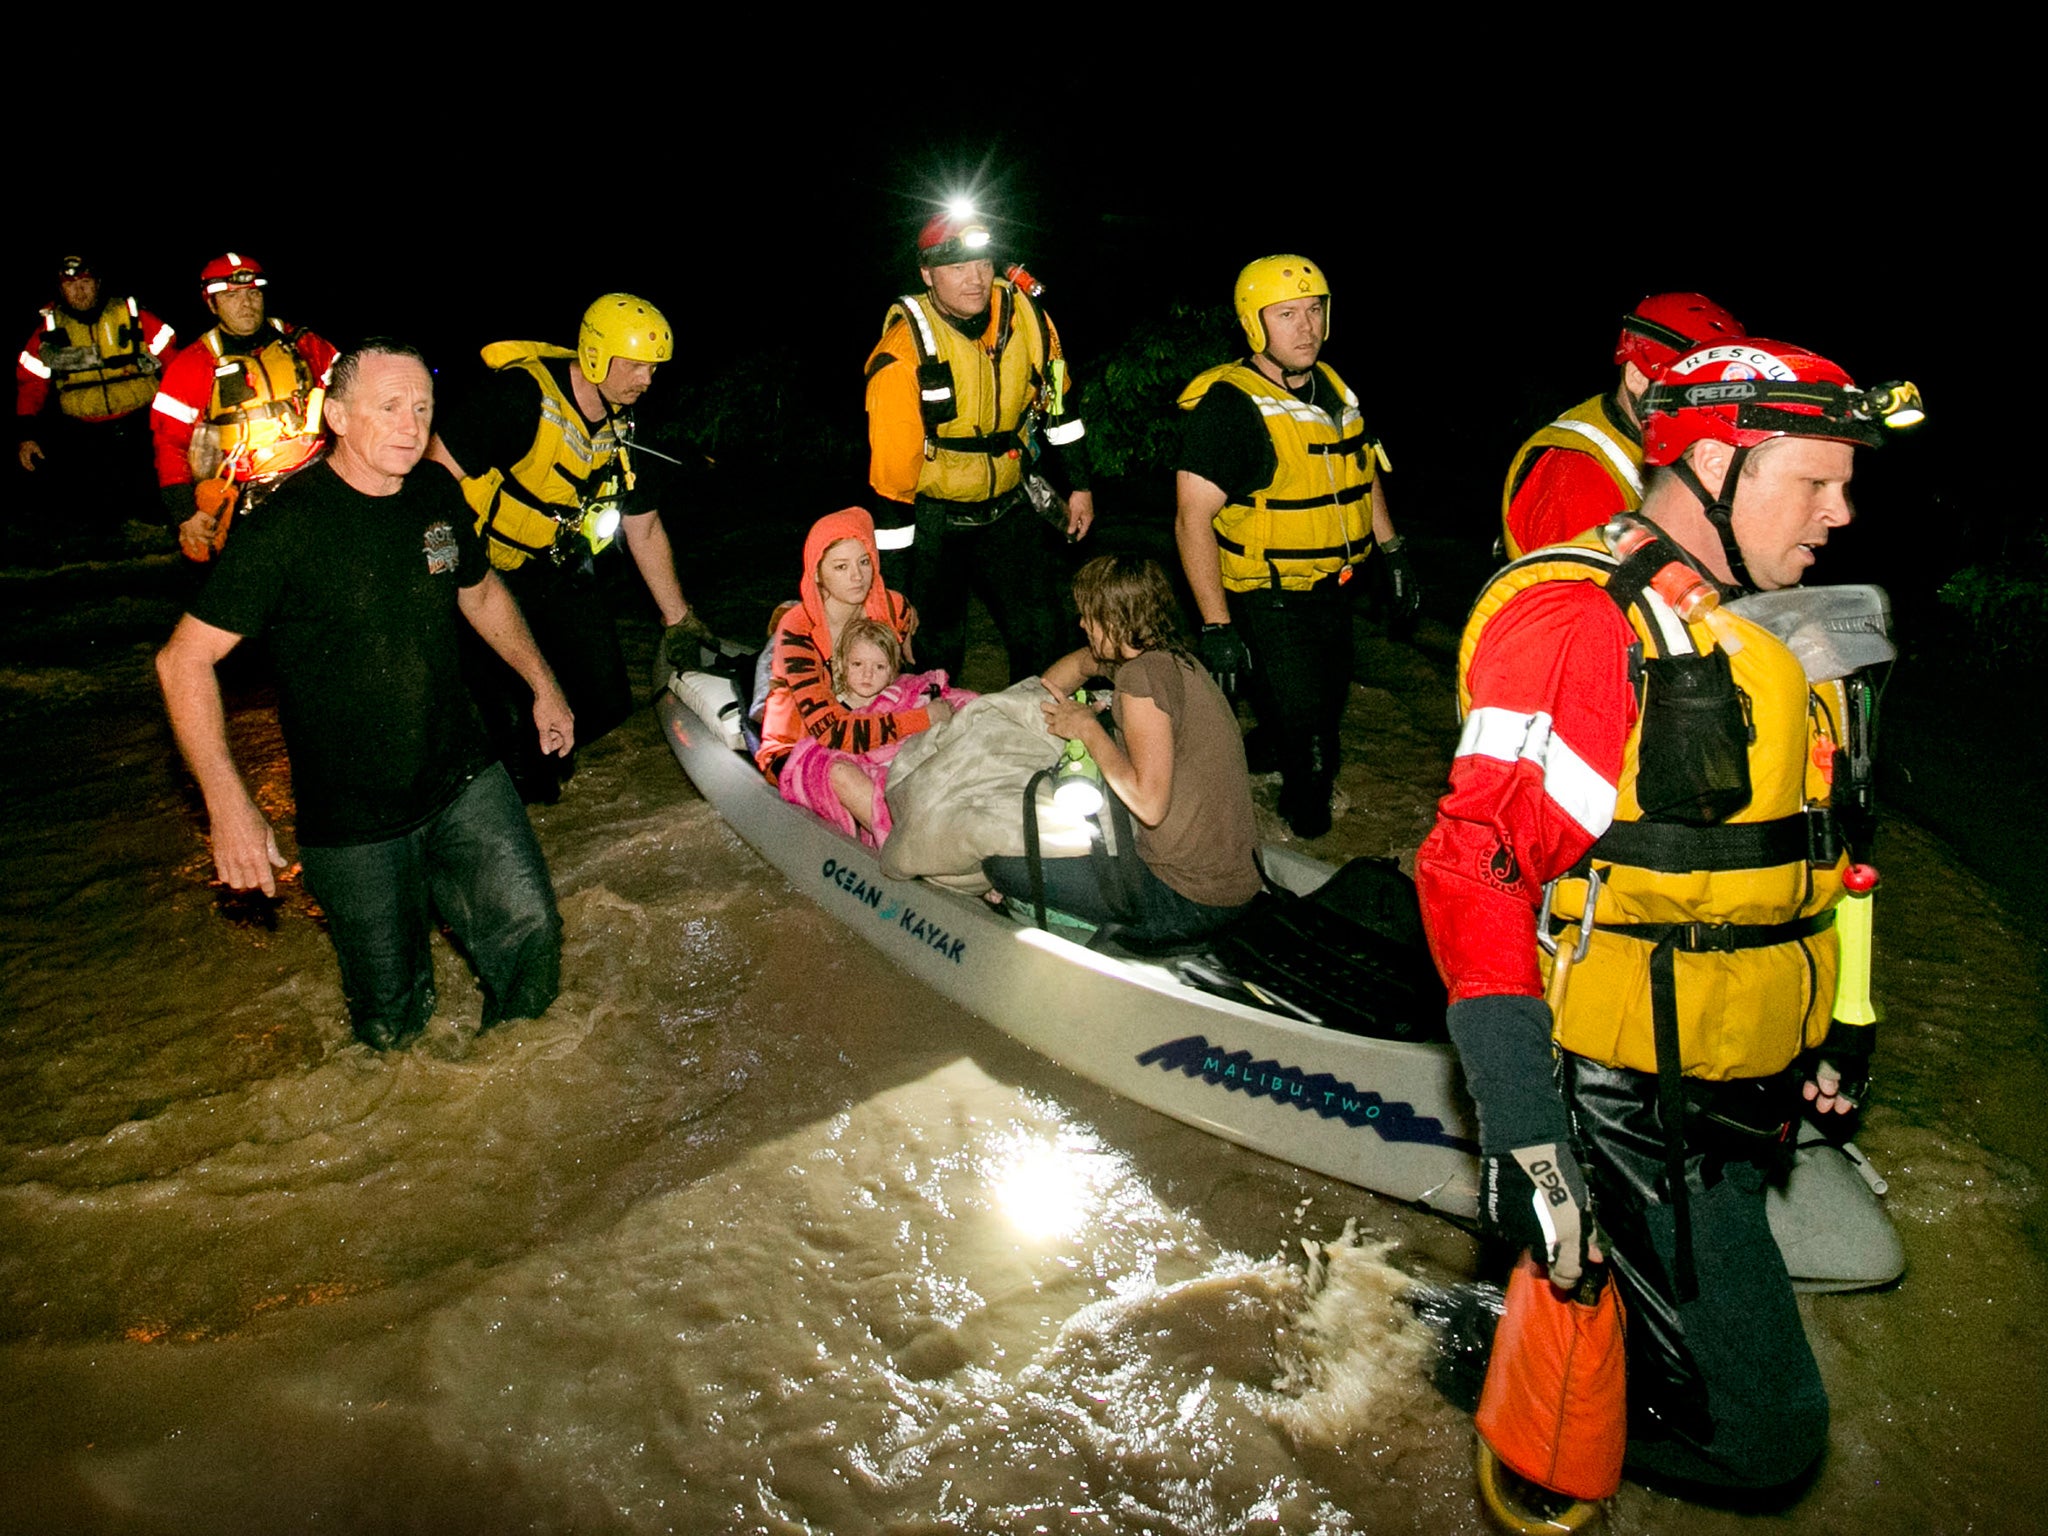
[1228,578,1360,838]
[18,411,156,535]
[299,765,562,1049]
[1564,1056,1830,1493]
[982,848,1248,944]
[896,499,1066,687]
[469,557,635,800]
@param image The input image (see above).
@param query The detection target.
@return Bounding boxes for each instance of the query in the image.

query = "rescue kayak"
[658,671,1904,1290]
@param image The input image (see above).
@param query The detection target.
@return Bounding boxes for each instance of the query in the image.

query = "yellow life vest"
[460,343,633,573]
[30,299,162,421]
[1178,360,1385,592]
[189,323,324,481]
[866,277,1055,506]
[1498,393,1643,558]
[1457,527,1849,1081]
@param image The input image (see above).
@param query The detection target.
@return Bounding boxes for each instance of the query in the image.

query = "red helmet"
[1615,293,1745,377]
[200,252,267,296]
[1640,340,1923,467]
[916,211,994,269]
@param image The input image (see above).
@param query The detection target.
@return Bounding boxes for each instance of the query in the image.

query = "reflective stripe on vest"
[867,279,1052,506]
[1180,360,1379,592]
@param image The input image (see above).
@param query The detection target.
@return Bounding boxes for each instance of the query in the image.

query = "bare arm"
[620,509,691,629]
[1370,476,1397,544]
[1174,470,1233,626]
[1041,684,1176,827]
[155,614,286,894]
[458,573,575,756]
[1038,645,1100,697]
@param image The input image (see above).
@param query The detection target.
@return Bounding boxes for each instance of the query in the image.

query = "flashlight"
[579,501,622,553]
[1053,739,1104,816]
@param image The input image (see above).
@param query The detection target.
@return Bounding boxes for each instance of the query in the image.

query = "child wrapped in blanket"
[779,617,976,846]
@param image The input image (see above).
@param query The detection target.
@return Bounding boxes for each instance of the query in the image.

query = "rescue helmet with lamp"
[1640,341,1922,465]
[1614,292,1745,378]
[916,210,996,270]
[1233,255,1329,354]
[577,293,673,386]
[1640,339,1925,589]
[58,254,93,281]
[200,252,267,297]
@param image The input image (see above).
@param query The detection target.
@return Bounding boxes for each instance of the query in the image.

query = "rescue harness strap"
[1215,531,1372,563]
[1581,808,1838,874]
[1614,908,1834,1301]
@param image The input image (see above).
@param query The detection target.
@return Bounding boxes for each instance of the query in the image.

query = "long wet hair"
[1072,554,1195,666]
[832,615,903,698]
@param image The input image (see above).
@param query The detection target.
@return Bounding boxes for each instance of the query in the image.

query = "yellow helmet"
[1234,255,1329,353]
[578,293,673,384]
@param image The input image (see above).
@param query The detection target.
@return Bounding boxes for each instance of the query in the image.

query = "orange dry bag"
[1475,1254,1628,1504]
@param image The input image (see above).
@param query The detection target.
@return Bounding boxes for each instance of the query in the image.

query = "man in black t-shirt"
[158,341,576,1050]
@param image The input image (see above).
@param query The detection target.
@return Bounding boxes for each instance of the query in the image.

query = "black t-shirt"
[1177,361,1347,502]
[433,354,652,516]
[191,461,493,846]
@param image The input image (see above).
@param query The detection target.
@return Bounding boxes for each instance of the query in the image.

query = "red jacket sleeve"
[1504,450,1632,557]
[15,324,52,420]
[138,307,178,367]
[149,345,214,487]
[1416,582,1637,1004]
[297,328,338,386]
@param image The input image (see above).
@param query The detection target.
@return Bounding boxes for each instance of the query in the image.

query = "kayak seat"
[1183,859,1450,1043]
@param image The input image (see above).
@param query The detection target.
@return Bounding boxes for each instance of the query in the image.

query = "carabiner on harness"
[1542,867,1604,1014]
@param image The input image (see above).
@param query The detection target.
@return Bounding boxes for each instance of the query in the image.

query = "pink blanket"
[779,670,975,846]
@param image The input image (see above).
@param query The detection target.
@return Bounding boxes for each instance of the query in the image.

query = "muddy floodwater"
[2,558,2043,1535]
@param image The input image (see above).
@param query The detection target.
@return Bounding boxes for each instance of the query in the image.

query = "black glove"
[1199,623,1250,697]
[1479,1142,1594,1288]
[1801,1019,1875,1109]
[1377,537,1421,622]
[652,611,715,697]
[1446,992,1592,1283]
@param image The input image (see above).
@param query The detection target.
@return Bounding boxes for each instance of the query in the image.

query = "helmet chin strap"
[1670,444,1756,594]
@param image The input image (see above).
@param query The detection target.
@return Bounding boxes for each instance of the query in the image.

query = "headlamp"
[1857,380,1925,431]
[205,271,267,294]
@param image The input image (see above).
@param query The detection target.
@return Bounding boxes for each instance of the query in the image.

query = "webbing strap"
[1022,766,1057,932]
[1583,812,1822,874]
[1649,936,1698,1302]
[1612,905,1835,1301]
[1586,909,1834,953]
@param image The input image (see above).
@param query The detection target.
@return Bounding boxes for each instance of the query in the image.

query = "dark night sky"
[15,66,2003,602]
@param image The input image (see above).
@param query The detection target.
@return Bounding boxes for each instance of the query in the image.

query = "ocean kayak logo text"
[821,857,967,964]
[1137,1035,1476,1151]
